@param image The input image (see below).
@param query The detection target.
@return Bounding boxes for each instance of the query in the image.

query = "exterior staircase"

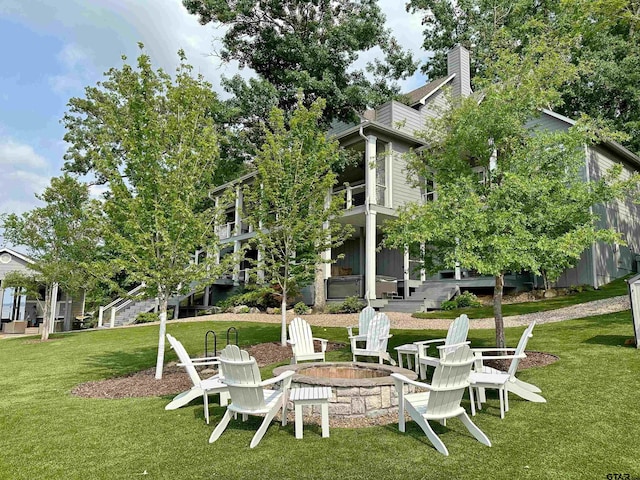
[382,281,460,313]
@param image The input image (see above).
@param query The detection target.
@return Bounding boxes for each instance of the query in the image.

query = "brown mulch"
[71,341,343,399]
[71,343,555,400]
[483,351,558,372]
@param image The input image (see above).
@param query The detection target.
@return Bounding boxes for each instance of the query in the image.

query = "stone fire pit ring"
[273,362,418,424]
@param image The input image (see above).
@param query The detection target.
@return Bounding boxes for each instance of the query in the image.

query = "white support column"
[364,135,377,302]
[365,210,377,302]
[232,241,241,285]
[359,228,365,278]
[257,248,265,283]
[385,142,393,208]
[420,244,427,282]
[0,284,4,320]
[234,186,243,235]
[322,191,332,281]
[49,283,59,334]
[403,246,410,299]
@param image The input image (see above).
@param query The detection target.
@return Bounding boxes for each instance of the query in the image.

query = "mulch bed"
[71,341,343,399]
[70,343,555,400]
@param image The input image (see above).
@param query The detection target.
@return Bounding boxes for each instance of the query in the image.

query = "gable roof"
[0,247,34,265]
[542,109,640,169]
[405,74,456,106]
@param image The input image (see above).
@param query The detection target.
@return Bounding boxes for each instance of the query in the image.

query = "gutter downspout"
[359,125,372,306]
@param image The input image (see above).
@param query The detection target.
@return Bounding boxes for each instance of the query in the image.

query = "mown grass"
[413,275,631,319]
[1,313,639,479]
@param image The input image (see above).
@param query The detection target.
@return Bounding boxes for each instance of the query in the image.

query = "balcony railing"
[333,183,366,209]
[215,220,252,240]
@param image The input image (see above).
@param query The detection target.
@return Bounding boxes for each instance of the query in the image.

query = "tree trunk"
[313,263,326,310]
[280,289,287,346]
[155,294,168,380]
[40,284,51,342]
[493,273,505,348]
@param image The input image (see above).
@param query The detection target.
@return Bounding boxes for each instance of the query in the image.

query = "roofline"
[0,247,35,265]
[211,170,258,195]
[412,74,456,106]
[330,121,427,147]
[542,109,640,168]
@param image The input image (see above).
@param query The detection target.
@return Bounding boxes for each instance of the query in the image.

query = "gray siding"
[391,143,422,209]
[420,89,449,124]
[376,101,425,137]
[554,249,594,288]
[589,145,640,285]
[333,239,361,275]
[376,244,403,279]
[0,254,33,282]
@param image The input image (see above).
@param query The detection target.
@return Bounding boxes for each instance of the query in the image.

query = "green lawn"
[1,313,639,479]
[413,275,631,319]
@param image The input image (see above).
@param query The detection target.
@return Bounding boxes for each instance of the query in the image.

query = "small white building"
[0,248,85,333]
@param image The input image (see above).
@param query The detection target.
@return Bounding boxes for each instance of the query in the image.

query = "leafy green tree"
[183,0,417,126]
[383,38,630,348]
[407,0,640,154]
[243,98,352,345]
[1,175,99,341]
[62,46,231,378]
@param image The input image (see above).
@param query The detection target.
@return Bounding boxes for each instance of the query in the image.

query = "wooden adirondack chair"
[391,343,491,456]
[349,312,396,365]
[415,314,469,379]
[209,345,295,448]
[470,321,545,417]
[165,334,229,424]
[287,317,328,363]
[346,306,376,343]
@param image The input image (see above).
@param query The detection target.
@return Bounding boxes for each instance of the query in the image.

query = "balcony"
[333,182,366,209]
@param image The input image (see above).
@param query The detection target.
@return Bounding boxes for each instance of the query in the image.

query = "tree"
[407,0,640,154]
[383,37,630,348]
[243,98,352,345]
[1,175,99,341]
[183,0,417,127]
[62,46,231,378]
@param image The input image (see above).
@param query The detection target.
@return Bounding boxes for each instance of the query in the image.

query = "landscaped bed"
[0,314,638,479]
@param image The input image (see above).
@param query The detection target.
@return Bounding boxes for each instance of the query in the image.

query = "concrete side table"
[289,386,331,439]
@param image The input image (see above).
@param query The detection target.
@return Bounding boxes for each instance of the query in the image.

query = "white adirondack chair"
[165,333,229,424]
[470,321,545,417]
[287,317,328,363]
[209,345,295,448]
[414,314,469,379]
[346,305,376,342]
[349,312,396,365]
[391,343,491,456]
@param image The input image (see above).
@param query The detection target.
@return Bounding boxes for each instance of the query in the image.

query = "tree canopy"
[1,175,99,341]
[62,46,231,377]
[407,0,640,154]
[183,0,417,127]
[243,98,352,345]
[384,36,631,348]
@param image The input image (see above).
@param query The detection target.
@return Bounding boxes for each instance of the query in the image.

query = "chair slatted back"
[219,345,265,411]
[428,344,474,417]
[366,313,391,352]
[166,334,202,386]
[359,306,376,335]
[440,314,470,357]
[507,321,536,378]
[289,317,314,357]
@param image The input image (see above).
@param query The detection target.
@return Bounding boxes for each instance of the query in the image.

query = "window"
[422,173,436,203]
[472,166,487,184]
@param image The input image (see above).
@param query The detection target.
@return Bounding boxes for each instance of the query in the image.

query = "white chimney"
[447,45,472,98]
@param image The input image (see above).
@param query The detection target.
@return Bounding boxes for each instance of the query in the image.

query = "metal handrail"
[98,284,146,327]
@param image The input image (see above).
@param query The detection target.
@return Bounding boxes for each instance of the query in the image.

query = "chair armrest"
[390,373,434,391]
[471,347,516,353]
[178,359,219,367]
[260,370,295,387]
[474,352,526,361]
[414,338,446,346]
[286,340,296,346]
[190,356,220,363]
[346,326,355,337]
[313,337,328,353]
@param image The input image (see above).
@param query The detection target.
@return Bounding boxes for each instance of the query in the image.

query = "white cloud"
[0,139,48,169]
[0,138,51,216]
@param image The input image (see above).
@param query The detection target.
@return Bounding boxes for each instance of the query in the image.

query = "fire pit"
[273,362,418,421]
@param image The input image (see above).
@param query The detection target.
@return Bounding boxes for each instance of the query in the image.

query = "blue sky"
[0,0,427,224]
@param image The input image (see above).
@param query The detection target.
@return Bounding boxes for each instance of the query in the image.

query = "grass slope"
[413,276,630,319]
[0,314,638,479]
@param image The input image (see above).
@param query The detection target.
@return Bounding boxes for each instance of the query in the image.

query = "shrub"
[324,303,343,314]
[294,302,309,315]
[440,300,457,311]
[135,312,159,324]
[455,291,482,308]
[237,306,250,314]
[273,307,281,315]
[341,296,366,313]
[568,284,595,294]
